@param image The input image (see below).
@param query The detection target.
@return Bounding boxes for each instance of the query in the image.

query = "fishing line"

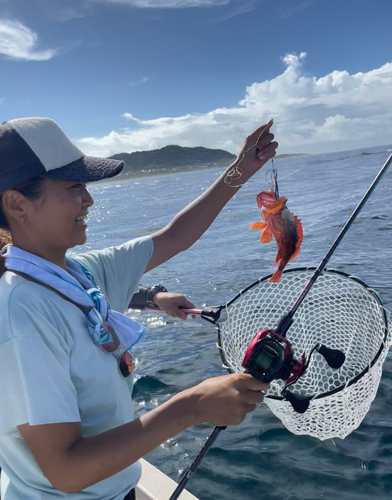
[264,159,279,196]
[167,153,392,500]
[277,166,307,182]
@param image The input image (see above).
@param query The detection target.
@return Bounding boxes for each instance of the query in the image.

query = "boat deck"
[0,459,199,500]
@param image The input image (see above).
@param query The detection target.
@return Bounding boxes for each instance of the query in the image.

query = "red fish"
[249,190,303,283]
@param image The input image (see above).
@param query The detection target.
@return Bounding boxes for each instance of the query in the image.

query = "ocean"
[72,143,392,500]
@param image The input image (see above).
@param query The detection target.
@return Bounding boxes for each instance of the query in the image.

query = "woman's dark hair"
[0,177,46,230]
[0,177,46,277]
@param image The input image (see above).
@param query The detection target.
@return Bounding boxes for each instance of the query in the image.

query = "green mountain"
[109,145,236,178]
[108,145,310,180]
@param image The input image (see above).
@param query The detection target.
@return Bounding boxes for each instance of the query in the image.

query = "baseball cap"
[0,117,124,193]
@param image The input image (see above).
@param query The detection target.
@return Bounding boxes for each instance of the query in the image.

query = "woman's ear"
[1,190,27,226]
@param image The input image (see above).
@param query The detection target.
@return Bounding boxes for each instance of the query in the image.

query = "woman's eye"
[72,183,86,189]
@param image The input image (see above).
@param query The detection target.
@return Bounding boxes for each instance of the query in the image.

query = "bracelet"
[146,284,168,308]
[128,284,168,310]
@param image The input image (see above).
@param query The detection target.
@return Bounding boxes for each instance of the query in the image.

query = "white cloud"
[209,0,257,22]
[87,0,230,7]
[0,19,57,61]
[278,0,320,19]
[76,53,392,157]
[49,7,87,21]
[129,76,150,86]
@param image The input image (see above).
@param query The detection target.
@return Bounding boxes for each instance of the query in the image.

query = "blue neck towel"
[2,245,145,352]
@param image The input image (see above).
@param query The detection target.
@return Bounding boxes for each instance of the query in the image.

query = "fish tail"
[268,269,283,283]
[273,248,283,267]
[269,258,287,282]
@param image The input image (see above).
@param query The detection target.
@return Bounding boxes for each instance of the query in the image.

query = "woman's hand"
[226,119,278,186]
[188,373,269,427]
[17,373,268,492]
[153,292,196,320]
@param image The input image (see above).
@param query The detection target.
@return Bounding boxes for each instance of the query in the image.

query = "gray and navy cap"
[0,117,124,193]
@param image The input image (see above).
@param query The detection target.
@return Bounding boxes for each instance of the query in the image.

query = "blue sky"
[0,0,391,156]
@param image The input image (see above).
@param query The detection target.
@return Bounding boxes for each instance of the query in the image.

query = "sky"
[0,0,391,157]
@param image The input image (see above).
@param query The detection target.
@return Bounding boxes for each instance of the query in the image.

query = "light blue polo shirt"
[0,236,154,499]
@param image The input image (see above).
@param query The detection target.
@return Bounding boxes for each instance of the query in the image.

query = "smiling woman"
[0,117,276,499]
[0,178,94,267]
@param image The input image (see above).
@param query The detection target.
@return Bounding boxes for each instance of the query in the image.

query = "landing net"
[218,268,391,440]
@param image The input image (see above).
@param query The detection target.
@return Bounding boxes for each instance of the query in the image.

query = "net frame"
[214,267,391,440]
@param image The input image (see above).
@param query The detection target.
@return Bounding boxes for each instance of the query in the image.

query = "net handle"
[181,308,201,315]
[276,153,392,335]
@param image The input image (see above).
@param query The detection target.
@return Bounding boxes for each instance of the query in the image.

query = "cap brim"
[41,156,124,183]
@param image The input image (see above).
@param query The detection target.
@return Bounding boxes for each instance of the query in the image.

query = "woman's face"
[26,178,94,252]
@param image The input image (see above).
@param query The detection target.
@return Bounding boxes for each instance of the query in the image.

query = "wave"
[308,155,351,166]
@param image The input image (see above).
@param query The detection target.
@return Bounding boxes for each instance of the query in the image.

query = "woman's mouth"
[75,215,88,226]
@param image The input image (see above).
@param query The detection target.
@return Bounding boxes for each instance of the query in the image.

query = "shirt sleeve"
[0,286,81,436]
[73,236,154,313]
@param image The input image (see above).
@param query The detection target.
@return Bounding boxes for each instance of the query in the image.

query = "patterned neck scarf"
[2,245,145,351]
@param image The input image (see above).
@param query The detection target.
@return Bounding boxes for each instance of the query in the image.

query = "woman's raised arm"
[146,121,278,272]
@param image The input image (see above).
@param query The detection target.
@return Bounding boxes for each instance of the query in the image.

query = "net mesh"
[218,269,392,440]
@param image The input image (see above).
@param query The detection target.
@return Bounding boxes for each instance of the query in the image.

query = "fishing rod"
[275,152,392,337]
[168,153,392,500]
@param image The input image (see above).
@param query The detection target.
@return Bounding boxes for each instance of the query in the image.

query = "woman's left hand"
[230,119,279,183]
[153,292,196,320]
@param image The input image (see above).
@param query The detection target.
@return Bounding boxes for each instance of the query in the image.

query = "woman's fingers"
[190,373,269,427]
[183,298,196,309]
[233,120,278,180]
[176,309,188,320]
[247,120,273,144]
[153,292,196,320]
[257,141,279,160]
[243,388,265,405]
[257,132,275,151]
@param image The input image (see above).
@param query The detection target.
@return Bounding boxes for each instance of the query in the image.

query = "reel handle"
[317,344,346,369]
[282,390,310,414]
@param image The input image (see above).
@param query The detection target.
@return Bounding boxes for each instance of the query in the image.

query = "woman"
[0,117,277,499]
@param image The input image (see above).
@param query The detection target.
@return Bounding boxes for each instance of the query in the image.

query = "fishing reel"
[242,329,346,413]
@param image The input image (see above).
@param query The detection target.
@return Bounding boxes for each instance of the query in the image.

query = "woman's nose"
[82,186,94,207]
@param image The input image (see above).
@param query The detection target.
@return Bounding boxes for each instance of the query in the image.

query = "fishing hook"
[265,158,279,197]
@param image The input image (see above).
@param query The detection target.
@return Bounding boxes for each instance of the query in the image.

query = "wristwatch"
[146,284,168,308]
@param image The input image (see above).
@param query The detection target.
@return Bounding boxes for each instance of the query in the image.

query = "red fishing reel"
[242,329,306,385]
[242,329,346,413]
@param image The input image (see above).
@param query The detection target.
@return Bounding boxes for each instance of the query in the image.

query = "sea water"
[72,143,392,500]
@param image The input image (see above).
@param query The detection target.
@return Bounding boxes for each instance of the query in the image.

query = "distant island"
[108,145,309,180]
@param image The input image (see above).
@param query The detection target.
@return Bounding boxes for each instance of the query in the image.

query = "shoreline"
[100,153,310,183]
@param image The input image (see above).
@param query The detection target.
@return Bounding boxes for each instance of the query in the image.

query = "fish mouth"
[256,190,277,208]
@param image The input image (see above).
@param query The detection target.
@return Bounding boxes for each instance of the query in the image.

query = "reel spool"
[242,328,345,414]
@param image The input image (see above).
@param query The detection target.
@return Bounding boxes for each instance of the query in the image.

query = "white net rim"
[216,266,389,402]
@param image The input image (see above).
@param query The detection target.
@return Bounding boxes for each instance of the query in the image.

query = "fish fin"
[260,227,273,243]
[249,221,266,230]
[266,197,287,215]
[289,215,304,261]
[273,250,282,267]
[268,269,283,283]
